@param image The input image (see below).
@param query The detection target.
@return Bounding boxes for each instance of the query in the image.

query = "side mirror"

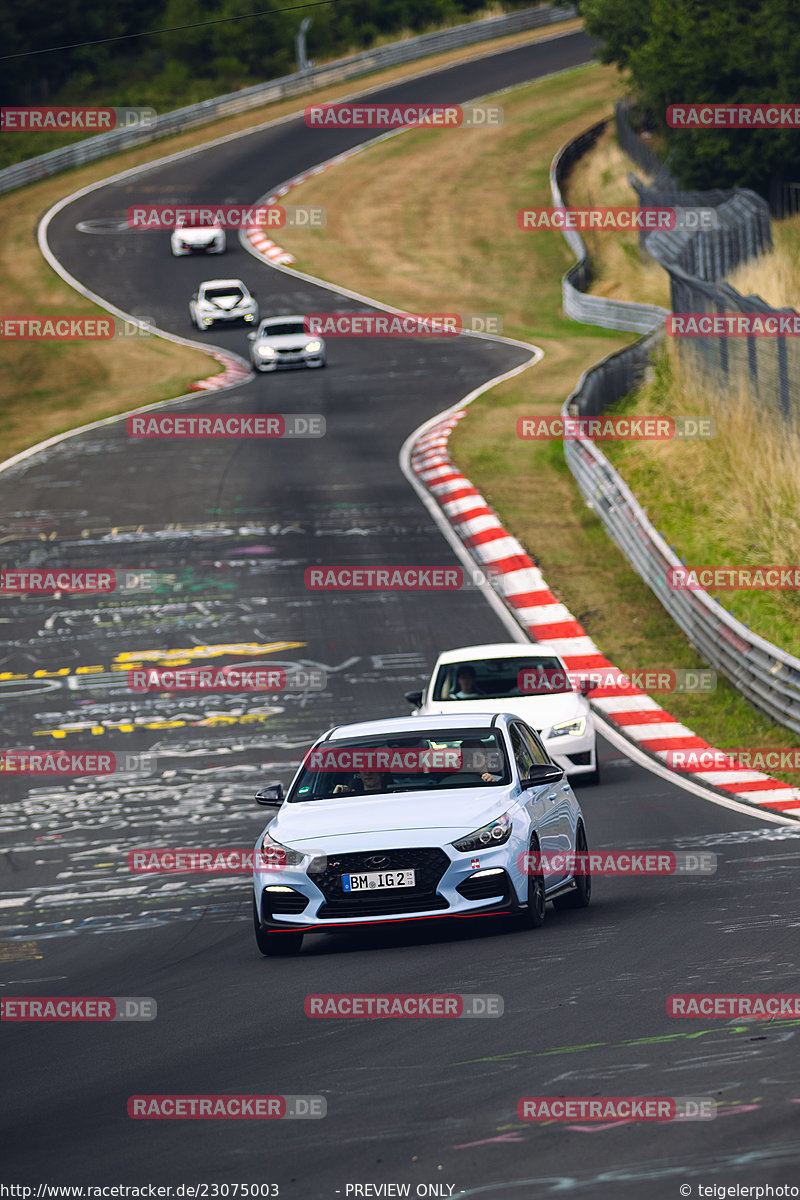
[255,783,284,806]
[247,332,256,340]
[405,690,423,707]
[521,764,564,788]
[578,678,595,696]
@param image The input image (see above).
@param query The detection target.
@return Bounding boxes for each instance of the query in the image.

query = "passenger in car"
[459,738,501,784]
[451,666,482,699]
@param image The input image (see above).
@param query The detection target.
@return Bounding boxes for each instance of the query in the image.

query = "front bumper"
[172,240,225,255]
[198,309,257,326]
[252,351,325,372]
[253,841,524,932]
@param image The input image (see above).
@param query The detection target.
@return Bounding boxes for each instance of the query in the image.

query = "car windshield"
[204,287,243,302]
[260,321,306,336]
[288,730,510,801]
[433,656,575,700]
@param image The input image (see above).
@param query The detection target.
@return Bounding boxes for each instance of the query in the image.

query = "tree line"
[578,0,800,199]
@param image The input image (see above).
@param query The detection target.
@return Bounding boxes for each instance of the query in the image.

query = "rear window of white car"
[433,657,574,700]
[288,730,510,801]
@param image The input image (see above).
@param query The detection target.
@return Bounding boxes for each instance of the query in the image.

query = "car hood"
[255,332,314,349]
[268,787,515,849]
[422,692,587,732]
[175,227,221,243]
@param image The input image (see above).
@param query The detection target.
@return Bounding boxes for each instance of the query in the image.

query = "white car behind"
[171,222,226,256]
[189,279,258,329]
[407,643,599,784]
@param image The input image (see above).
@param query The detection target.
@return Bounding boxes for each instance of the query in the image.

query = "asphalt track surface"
[3,29,800,1199]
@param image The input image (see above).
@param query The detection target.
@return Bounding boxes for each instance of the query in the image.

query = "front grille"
[456,871,512,902]
[314,847,450,919]
[317,894,449,919]
[261,888,309,916]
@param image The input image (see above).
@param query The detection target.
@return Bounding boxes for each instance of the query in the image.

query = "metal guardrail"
[0,3,576,196]
[553,125,800,735]
[563,359,800,735]
[615,102,795,423]
[549,119,670,333]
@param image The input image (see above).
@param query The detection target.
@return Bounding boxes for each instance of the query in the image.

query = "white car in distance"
[171,220,226,256]
[189,279,258,330]
[407,643,599,784]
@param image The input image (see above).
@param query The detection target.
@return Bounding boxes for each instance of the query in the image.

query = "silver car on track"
[247,316,327,373]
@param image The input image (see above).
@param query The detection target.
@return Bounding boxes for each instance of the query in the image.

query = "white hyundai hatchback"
[407,643,599,784]
[252,712,590,956]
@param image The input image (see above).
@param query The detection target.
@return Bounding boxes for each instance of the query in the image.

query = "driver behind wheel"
[332,770,391,796]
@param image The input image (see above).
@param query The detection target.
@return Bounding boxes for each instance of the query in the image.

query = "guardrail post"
[777,331,791,422]
[296,18,313,73]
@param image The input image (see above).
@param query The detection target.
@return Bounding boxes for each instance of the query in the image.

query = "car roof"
[259,314,305,324]
[435,642,562,663]
[325,713,514,740]
[199,279,246,288]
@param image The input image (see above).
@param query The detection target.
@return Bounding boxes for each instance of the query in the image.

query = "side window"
[519,724,550,766]
[509,725,535,780]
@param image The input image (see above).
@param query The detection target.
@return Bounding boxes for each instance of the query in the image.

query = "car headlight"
[256,345,277,358]
[305,340,322,353]
[258,832,305,869]
[548,717,587,739]
[452,812,512,853]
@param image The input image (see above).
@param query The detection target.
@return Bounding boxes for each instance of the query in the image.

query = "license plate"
[342,869,416,892]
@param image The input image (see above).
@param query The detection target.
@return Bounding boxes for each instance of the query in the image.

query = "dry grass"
[0,15,583,463]
[726,213,800,308]
[275,64,629,351]
[0,205,208,457]
[564,124,670,308]
[604,342,800,654]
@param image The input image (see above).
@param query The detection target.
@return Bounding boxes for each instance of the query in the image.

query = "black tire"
[554,822,591,910]
[521,836,546,928]
[253,897,304,956]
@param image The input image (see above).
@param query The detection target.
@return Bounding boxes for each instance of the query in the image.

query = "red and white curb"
[189,352,251,391]
[244,172,322,265]
[410,415,800,815]
[245,228,295,265]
